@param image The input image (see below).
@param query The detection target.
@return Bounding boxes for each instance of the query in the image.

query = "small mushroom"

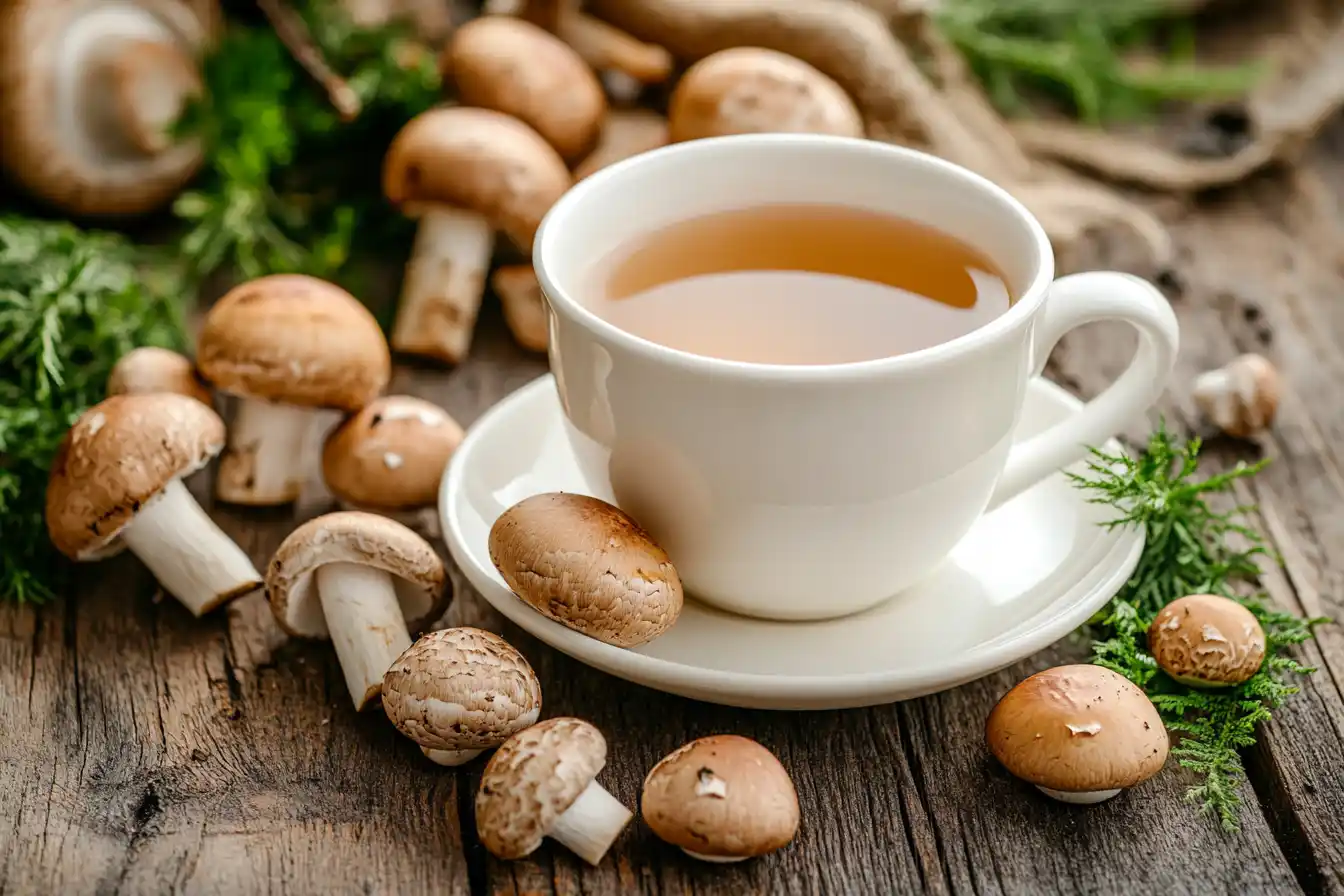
[382,627,543,766]
[443,15,606,163]
[266,512,450,710]
[321,396,464,536]
[641,735,800,863]
[1192,353,1280,439]
[573,108,669,180]
[985,664,1169,805]
[45,394,262,616]
[491,265,550,353]
[1148,594,1267,687]
[668,47,864,144]
[487,0,673,85]
[382,107,572,364]
[488,492,683,647]
[196,274,392,506]
[107,346,213,406]
[476,717,633,865]
[0,0,207,217]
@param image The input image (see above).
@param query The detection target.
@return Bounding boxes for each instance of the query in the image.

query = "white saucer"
[440,375,1143,710]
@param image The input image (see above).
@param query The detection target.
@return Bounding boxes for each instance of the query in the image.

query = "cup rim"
[533,133,1056,381]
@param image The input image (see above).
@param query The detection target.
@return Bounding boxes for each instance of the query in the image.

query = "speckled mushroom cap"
[0,0,206,216]
[443,16,606,162]
[265,511,449,639]
[1148,594,1266,687]
[45,393,225,560]
[667,47,863,144]
[382,106,572,251]
[107,346,212,406]
[196,274,391,410]
[382,627,543,752]
[641,735,800,860]
[476,717,609,859]
[488,492,684,647]
[322,396,465,510]
[985,665,1169,795]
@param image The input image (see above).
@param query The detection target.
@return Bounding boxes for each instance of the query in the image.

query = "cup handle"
[985,271,1180,512]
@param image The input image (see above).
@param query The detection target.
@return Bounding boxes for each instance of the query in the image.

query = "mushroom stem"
[547,779,633,865]
[315,562,414,710]
[423,747,485,766]
[682,850,748,864]
[392,207,496,364]
[558,14,673,84]
[492,265,550,352]
[217,398,314,505]
[119,478,262,616]
[1037,786,1122,805]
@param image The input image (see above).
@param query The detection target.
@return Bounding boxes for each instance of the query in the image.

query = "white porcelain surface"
[440,375,1144,711]
[533,134,1177,620]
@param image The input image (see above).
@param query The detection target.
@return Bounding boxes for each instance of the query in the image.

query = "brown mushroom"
[1192,353,1280,439]
[382,627,543,765]
[491,265,550,353]
[641,735,800,862]
[1148,594,1267,688]
[321,395,465,536]
[45,394,261,616]
[107,346,212,406]
[985,664,1169,805]
[668,47,864,144]
[267,512,450,710]
[476,717,633,865]
[443,16,606,163]
[196,274,391,507]
[382,106,572,364]
[488,492,683,647]
[0,0,207,217]
[574,108,670,180]
[486,0,673,85]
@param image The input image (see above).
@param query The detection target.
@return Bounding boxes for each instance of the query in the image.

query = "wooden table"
[4,125,1344,895]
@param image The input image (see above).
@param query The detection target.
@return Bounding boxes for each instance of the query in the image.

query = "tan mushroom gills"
[119,477,262,616]
[217,398,317,506]
[423,747,486,766]
[314,562,414,708]
[97,37,202,155]
[391,206,496,363]
[547,779,634,865]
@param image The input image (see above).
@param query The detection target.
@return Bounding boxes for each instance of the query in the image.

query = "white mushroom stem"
[314,562,413,710]
[548,780,633,865]
[1037,785,1123,805]
[392,207,496,364]
[217,398,315,505]
[682,850,747,864]
[423,747,484,766]
[120,478,262,616]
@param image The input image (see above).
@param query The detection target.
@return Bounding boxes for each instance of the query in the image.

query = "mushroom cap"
[443,16,606,162]
[667,47,864,144]
[476,717,609,859]
[0,0,206,216]
[1148,594,1266,686]
[487,492,684,648]
[641,735,800,860]
[985,664,1169,795]
[45,393,225,560]
[382,106,572,251]
[196,274,391,410]
[265,511,450,639]
[382,627,543,753]
[107,346,212,406]
[322,396,465,511]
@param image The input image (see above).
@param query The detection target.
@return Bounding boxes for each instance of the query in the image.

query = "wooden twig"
[256,0,363,121]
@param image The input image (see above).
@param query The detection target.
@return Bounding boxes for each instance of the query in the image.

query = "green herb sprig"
[0,217,187,603]
[1071,424,1327,830]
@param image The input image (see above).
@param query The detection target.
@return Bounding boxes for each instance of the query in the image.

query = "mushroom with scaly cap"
[1148,594,1267,687]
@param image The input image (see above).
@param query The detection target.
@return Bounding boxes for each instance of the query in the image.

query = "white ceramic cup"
[534,134,1178,621]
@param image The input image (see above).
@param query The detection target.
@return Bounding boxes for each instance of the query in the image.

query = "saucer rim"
[439,374,1145,709]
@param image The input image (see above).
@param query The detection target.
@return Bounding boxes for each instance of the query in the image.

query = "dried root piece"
[1014,178,1174,272]
[260,0,361,120]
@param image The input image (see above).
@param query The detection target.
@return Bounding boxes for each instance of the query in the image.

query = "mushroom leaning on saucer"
[196,274,392,506]
[107,346,212,406]
[488,492,683,647]
[322,395,464,537]
[0,0,207,217]
[985,664,1169,805]
[642,735,801,863]
[382,106,572,365]
[267,512,450,710]
[1148,594,1266,687]
[45,393,261,616]
[476,717,633,865]
[382,627,543,766]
